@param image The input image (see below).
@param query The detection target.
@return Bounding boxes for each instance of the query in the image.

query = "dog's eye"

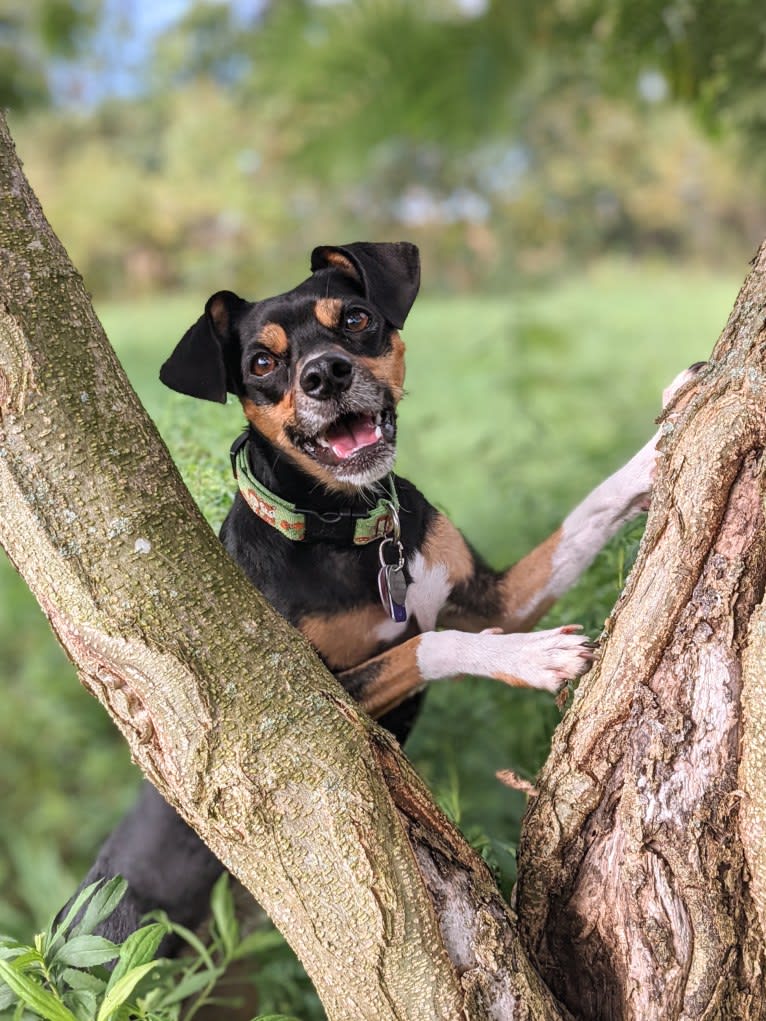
[251,351,278,377]
[344,308,370,333]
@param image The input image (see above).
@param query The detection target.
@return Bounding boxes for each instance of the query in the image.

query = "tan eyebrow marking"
[314,298,342,329]
[257,323,288,354]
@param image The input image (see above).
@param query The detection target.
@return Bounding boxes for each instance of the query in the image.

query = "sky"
[50,0,510,106]
[53,0,263,104]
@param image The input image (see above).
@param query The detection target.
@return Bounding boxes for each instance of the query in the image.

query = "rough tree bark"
[516,253,766,1018]
[0,113,562,1020]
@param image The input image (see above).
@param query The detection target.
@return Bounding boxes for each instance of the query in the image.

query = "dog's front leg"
[495,364,703,628]
[438,365,703,634]
[494,430,664,630]
[339,626,594,718]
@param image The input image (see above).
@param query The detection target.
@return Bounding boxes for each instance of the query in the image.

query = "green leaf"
[63,988,98,1021]
[60,968,107,994]
[0,959,78,1021]
[47,882,104,954]
[0,978,16,1010]
[143,914,214,971]
[151,967,219,1006]
[72,878,128,938]
[105,923,166,991]
[95,961,158,1021]
[49,882,102,938]
[0,944,25,961]
[8,950,43,971]
[51,936,118,969]
[253,1015,303,1020]
[210,873,238,957]
[231,928,285,961]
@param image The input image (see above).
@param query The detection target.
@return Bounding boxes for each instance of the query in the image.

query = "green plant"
[0,876,304,1021]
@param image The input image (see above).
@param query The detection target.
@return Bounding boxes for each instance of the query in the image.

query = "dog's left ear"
[310,242,420,329]
[160,290,248,403]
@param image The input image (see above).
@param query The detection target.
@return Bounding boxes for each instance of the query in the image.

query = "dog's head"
[161,242,420,490]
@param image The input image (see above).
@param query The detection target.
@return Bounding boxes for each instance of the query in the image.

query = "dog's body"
[69,242,684,947]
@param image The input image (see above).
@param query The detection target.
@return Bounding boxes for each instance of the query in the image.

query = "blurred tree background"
[5,0,766,295]
[2,1,766,1015]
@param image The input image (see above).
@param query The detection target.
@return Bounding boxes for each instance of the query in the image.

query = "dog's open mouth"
[297,408,396,468]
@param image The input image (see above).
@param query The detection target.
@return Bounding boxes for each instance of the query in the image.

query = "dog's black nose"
[300,354,354,399]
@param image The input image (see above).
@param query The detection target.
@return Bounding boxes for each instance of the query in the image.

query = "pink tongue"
[326,415,378,459]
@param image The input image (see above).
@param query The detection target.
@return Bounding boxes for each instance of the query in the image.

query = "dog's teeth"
[374,425,383,441]
[316,436,330,449]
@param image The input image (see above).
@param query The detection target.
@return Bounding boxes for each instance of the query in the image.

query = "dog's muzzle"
[289,361,397,484]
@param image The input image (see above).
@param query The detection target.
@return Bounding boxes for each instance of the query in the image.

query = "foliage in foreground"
[0,875,306,1021]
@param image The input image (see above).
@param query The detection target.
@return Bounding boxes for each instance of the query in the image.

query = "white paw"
[418,626,596,691]
[481,625,595,692]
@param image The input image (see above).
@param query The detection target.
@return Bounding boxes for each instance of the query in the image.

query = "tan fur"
[299,605,394,671]
[498,527,562,631]
[241,396,294,445]
[241,396,361,494]
[422,513,474,584]
[257,322,288,355]
[359,331,406,398]
[435,524,562,634]
[314,298,342,329]
[491,671,539,689]
[339,640,421,718]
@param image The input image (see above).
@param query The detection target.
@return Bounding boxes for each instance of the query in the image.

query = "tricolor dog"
[69,241,693,946]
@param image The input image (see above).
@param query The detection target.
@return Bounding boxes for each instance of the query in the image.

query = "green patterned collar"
[230,435,399,545]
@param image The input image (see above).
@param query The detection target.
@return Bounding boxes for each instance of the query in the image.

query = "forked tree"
[1,111,765,1021]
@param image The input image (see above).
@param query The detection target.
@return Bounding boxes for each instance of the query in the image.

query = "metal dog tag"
[378,537,408,623]
[378,564,408,623]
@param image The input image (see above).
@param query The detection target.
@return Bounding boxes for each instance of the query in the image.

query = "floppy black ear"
[310,242,420,329]
[160,290,248,404]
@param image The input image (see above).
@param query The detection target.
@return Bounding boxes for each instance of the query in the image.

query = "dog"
[67,241,687,948]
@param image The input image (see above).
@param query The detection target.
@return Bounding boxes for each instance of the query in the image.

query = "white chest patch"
[375,552,452,643]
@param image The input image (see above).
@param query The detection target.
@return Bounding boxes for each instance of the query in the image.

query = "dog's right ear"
[160,291,248,403]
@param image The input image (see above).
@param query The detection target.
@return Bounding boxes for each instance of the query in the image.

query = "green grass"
[0,260,739,938]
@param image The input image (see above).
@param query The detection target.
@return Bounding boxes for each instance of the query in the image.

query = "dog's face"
[161,242,420,491]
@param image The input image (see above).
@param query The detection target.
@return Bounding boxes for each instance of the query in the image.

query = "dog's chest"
[273,547,450,671]
[222,480,444,671]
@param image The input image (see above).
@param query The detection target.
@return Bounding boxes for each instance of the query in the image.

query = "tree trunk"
[516,251,766,1018]
[0,116,564,1020]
